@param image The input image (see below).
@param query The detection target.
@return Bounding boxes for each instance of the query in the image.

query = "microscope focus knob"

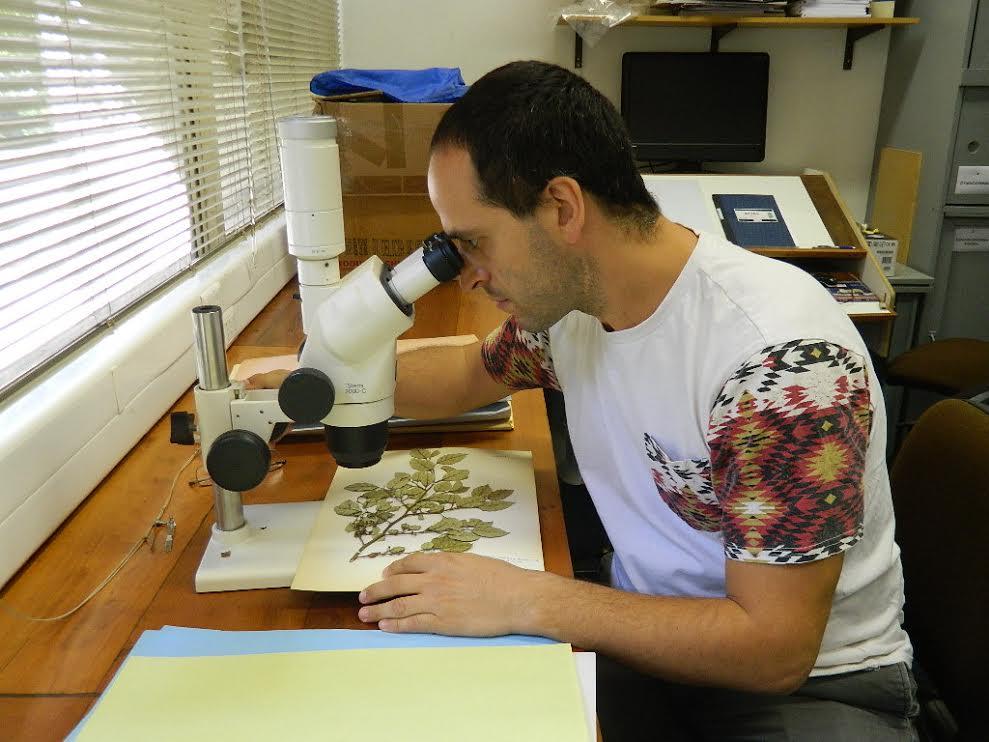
[206,430,271,492]
[278,367,334,424]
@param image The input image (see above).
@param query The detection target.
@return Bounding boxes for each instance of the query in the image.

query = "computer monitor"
[620,52,770,169]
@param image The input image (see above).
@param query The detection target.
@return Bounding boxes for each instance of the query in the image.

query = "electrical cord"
[188,454,286,489]
[0,449,199,622]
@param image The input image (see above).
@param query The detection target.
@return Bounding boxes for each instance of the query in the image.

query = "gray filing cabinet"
[872,0,989,343]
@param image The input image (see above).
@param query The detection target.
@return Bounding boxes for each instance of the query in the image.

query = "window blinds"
[0,0,339,393]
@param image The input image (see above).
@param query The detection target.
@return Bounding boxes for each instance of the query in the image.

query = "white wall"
[340,0,891,218]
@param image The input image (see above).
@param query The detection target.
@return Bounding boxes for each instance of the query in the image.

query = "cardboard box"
[339,194,444,274]
[311,98,451,271]
[864,230,898,276]
[312,99,450,195]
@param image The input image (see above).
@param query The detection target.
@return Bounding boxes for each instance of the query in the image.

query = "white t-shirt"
[481,230,912,676]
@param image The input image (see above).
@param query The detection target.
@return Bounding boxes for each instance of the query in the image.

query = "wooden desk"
[0,279,572,741]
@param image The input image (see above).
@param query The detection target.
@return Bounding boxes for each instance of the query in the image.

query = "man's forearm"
[395,342,507,420]
[522,572,818,694]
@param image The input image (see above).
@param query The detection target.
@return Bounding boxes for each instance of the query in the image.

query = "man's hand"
[358,552,556,636]
[243,369,291,389]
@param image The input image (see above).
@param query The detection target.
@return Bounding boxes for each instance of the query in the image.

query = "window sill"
[0,213,295,588]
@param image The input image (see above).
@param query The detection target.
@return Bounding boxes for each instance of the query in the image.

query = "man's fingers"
[358,593,432,624]
[359,574,426,605]
[244,369,290,389]
[378,614,437,634]
[382,552,441,578]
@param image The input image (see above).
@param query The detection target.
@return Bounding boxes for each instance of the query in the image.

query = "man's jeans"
[597,655,919,741]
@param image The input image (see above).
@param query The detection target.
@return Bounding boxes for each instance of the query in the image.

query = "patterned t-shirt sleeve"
[480,316,561,391]
[706,339,872,564]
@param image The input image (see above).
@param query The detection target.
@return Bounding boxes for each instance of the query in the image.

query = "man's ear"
[543,176,585,244]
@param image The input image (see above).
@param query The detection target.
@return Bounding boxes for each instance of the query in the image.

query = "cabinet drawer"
[937,217,989,341]
[949,87,989,205]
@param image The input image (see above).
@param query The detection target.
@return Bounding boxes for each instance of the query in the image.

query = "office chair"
[884,338,989,453]
[890,398,989,740]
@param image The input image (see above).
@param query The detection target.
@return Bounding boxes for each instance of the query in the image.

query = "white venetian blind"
[0,0,339,393]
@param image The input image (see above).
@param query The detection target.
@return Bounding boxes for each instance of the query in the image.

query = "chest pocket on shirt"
[644,433,720,532]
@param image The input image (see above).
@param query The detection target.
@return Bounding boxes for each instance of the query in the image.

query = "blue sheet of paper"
[144,625,554,655]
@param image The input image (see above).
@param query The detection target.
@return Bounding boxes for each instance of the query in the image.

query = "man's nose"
[458,262,490,292]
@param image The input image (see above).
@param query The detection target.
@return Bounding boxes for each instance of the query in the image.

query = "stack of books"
[812,271,888,315]
[788,0,871,17]
[652,0,787,13]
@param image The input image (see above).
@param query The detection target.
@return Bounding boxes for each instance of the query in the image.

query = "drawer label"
[953,226,989,252]
[955,165,989,195]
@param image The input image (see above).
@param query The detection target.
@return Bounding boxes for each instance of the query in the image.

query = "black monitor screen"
[621,52,770,164]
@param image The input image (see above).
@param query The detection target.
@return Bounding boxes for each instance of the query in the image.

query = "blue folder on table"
[713,193,796,248]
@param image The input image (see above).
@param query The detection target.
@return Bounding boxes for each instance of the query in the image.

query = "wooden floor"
[0,277,572,740]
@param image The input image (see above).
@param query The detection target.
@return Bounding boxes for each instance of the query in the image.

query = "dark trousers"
[597,656,919,741]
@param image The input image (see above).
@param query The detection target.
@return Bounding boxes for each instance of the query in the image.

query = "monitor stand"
[639,160,724,175]
[671,161,704,174]
[670,161,732,174]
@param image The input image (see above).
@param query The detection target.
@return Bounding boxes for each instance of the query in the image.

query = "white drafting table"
[642,174,835,248]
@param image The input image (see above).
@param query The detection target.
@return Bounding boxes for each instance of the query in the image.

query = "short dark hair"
[430,60,659,235]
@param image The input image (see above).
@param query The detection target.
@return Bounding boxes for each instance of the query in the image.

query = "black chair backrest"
[890,399,989,735]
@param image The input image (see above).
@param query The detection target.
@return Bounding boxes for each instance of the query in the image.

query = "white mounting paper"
[292,448,544,592]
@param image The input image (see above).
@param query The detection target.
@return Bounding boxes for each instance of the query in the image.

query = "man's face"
[427,146,577,332]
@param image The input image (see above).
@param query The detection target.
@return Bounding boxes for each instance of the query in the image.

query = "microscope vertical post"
[191,305,245,532]
[192,305,230,389]
[190,298,322,591]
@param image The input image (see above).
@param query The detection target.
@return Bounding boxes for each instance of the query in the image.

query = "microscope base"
[195,501,322,592]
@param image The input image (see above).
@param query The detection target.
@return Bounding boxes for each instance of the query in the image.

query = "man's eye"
[456,238,478,252]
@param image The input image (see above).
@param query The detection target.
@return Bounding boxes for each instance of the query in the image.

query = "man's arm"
[361,339,873,692]
[394,341,510,420]
[247,317,551,421]
[243,338,509,419]
[357,551,841,694]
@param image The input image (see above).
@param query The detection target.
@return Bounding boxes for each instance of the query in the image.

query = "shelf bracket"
[843,25,882,70]
[710,24,737,53]
[574,31,583,69]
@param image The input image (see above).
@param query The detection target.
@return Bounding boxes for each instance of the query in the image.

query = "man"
[272,60,917,739]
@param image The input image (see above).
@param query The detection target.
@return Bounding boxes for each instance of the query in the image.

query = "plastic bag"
[558,1,650,47]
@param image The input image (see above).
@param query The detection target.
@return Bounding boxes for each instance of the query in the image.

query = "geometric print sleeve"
[706,339,872,564]
[480,316,561,391]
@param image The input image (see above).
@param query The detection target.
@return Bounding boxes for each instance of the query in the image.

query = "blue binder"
[713,194,796,248]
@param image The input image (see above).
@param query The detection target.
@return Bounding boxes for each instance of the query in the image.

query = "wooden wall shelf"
[751,246,867,259]
[559,15,920,69]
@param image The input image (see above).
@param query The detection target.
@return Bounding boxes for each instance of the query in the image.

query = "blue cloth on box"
[310,67,468,103]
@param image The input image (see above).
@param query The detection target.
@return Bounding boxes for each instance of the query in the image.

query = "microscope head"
[278,234,463,468]
[276,115,463,469]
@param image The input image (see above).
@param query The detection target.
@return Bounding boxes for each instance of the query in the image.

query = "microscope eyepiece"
[421,232,464,282]
[384,232,464,308]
